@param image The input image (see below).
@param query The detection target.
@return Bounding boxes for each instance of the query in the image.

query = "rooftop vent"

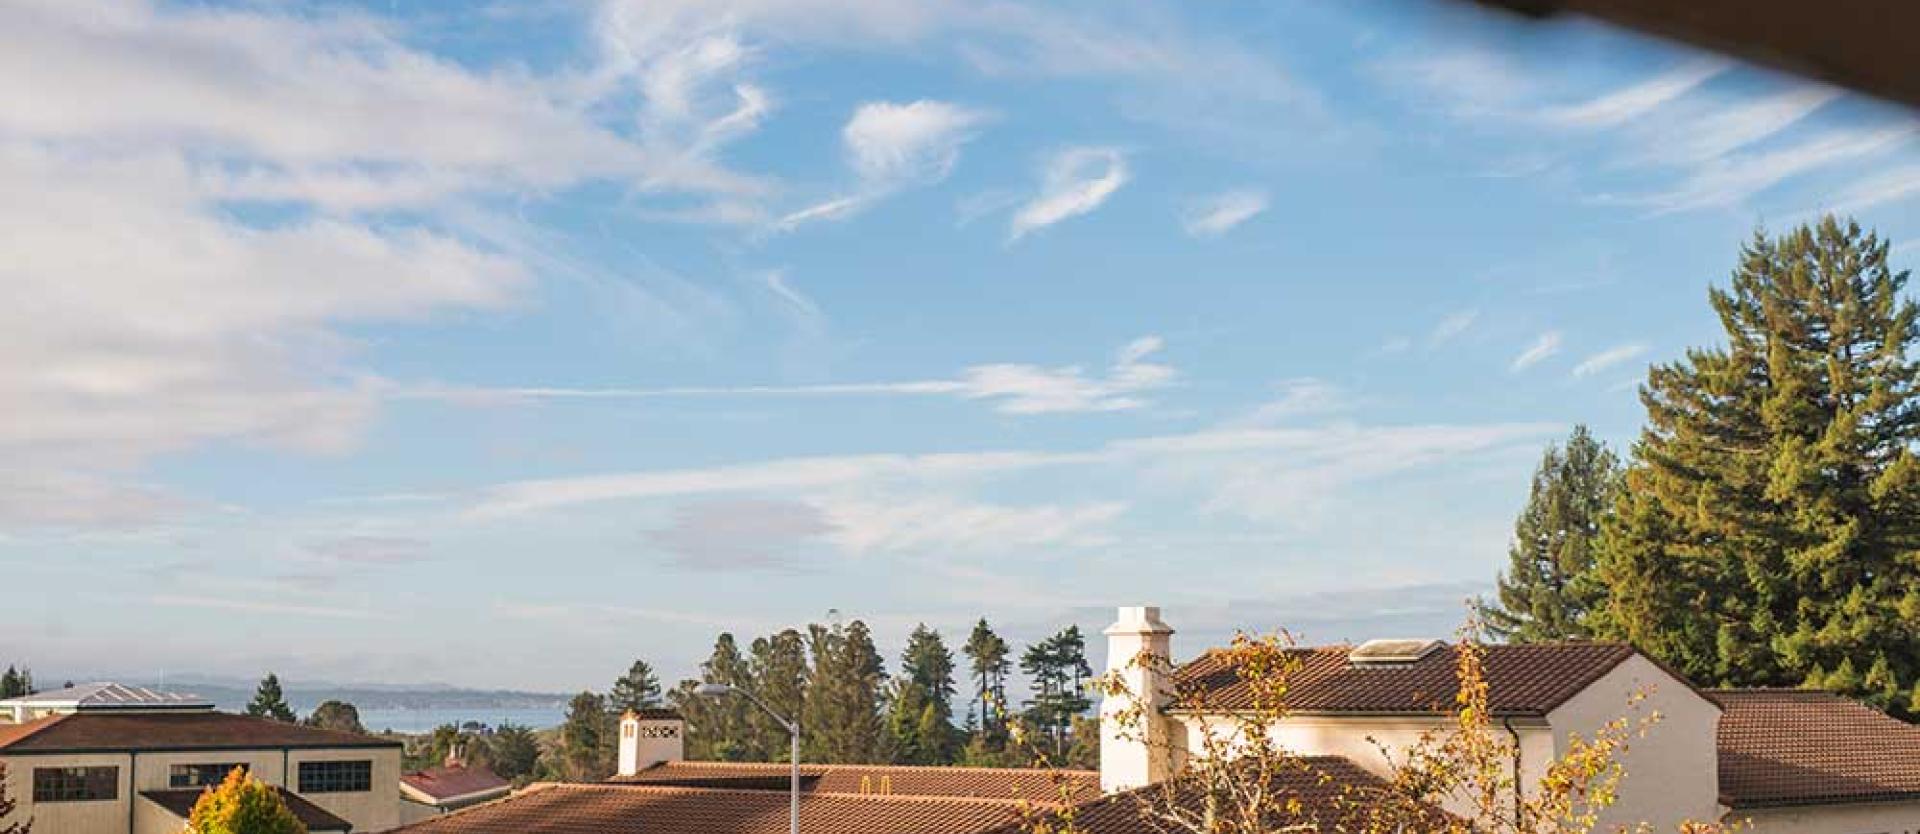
[1348,639,1446,667]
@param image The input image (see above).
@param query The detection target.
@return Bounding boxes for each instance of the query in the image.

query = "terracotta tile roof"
[1711,689,1920,809]
[1175,642,1640,716]
[141,787,354,832]
[0,715,66,747]
[0,711,399,753]
[612,761,1098,802]
[1001,756,1455,834]
[403,765,512,803]
[620,708,682,721]
[386,782,1032,834]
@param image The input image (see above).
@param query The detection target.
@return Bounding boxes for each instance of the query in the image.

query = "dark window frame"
[297,759,372,793]
[32,766,119,802]
[168,762,247,788]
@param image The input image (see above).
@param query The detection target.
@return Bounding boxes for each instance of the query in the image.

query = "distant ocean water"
[354,706,568,734]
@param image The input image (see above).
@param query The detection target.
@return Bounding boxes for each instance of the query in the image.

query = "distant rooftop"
[0,682,212,711]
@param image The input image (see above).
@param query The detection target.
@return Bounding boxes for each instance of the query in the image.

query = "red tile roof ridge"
[634,760,1096,777]
[571,781,1056,808]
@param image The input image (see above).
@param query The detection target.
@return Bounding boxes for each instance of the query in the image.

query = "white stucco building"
[1099,605,1920,834]
[0,683,404,834]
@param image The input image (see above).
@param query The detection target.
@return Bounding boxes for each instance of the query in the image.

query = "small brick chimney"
[616,708,685,777]
[1100,605,1176,794]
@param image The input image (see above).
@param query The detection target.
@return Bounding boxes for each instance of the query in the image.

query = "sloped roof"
[403,765,512,803]
[0,682,210,710]
[1174,642,1642,716]
[385,783,1032,834]
[1001,756,1455,834]
[611,761,1098,802]
[1711,689,1920,809]
[142,787,354,832]
[0,711,399,753]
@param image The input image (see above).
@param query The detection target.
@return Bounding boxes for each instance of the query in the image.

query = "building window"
[169,763,245,788]
[297,760,372,793]
[32,766,118,802]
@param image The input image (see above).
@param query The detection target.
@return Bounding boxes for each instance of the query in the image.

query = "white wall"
[1545,653,1721,832]
[1734,800,1920,834]
[1175,713,1555,822]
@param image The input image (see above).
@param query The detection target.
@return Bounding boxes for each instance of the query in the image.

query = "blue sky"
[2,0,1915,692]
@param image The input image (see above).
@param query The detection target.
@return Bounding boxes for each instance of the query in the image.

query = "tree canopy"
[1593,217,1920,716]
[186,768,305,834]
[610,659,662,713]
[244,674,296,723]
[1481,425,1622,642]
[301,700,366,735]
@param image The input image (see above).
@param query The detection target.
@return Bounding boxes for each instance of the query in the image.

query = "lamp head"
[693,683,735,698]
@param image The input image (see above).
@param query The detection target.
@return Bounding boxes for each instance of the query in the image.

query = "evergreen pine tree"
[244,673,296,722]
[0,668,19,700]
[801,619,888,764]
[1021,626,1092,758]
[748,629,809,761]
[672,633,755,761]
[558,691,614,781]
[961,619,1010,738]
[1479,425,1621,642]
[888,624,958,764]
[610,659,662,712]
[1593,217,1920,714]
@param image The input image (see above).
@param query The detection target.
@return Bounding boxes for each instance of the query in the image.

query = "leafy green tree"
[244,674,296,723]
[0,761,28,834]
[1020,626,1092,758]
[301,700,366,735]
[1593,217,1920,716]
[889,624,958,764]
[489,723,541,783]
[610,660,662,713]
[747,629,809,761]
[802,619,888,763]
[962,619,1011,736]
[1479,425,1621,642]
[672,634,755,761]
[186,767,305,834]
[557,691,615,781]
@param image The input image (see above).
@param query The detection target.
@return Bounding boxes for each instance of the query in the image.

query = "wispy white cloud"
[1229,378,1349,426]
[1826,163,1920,213]
[151,594,386,621]
[405,336,1176,416]
[1572,343,1648,378]
[1628,86,1839,166]
[1541,59,1727,128]
[1509,331,1562,372]
[465,418,1557,529]
[1429,309,1479,346]
[1182,189,1269,238]
[822,497,1125,554]
[1630,125,1913,213]
[778,99,987,231]
[844,99,987,184]
[1009,147,1129,240]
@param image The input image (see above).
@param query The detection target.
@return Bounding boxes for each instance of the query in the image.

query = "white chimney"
[616,709,685,777]
[1100,605,1176,794]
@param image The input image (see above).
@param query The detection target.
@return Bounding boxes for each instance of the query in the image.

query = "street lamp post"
[696,683,799,834]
